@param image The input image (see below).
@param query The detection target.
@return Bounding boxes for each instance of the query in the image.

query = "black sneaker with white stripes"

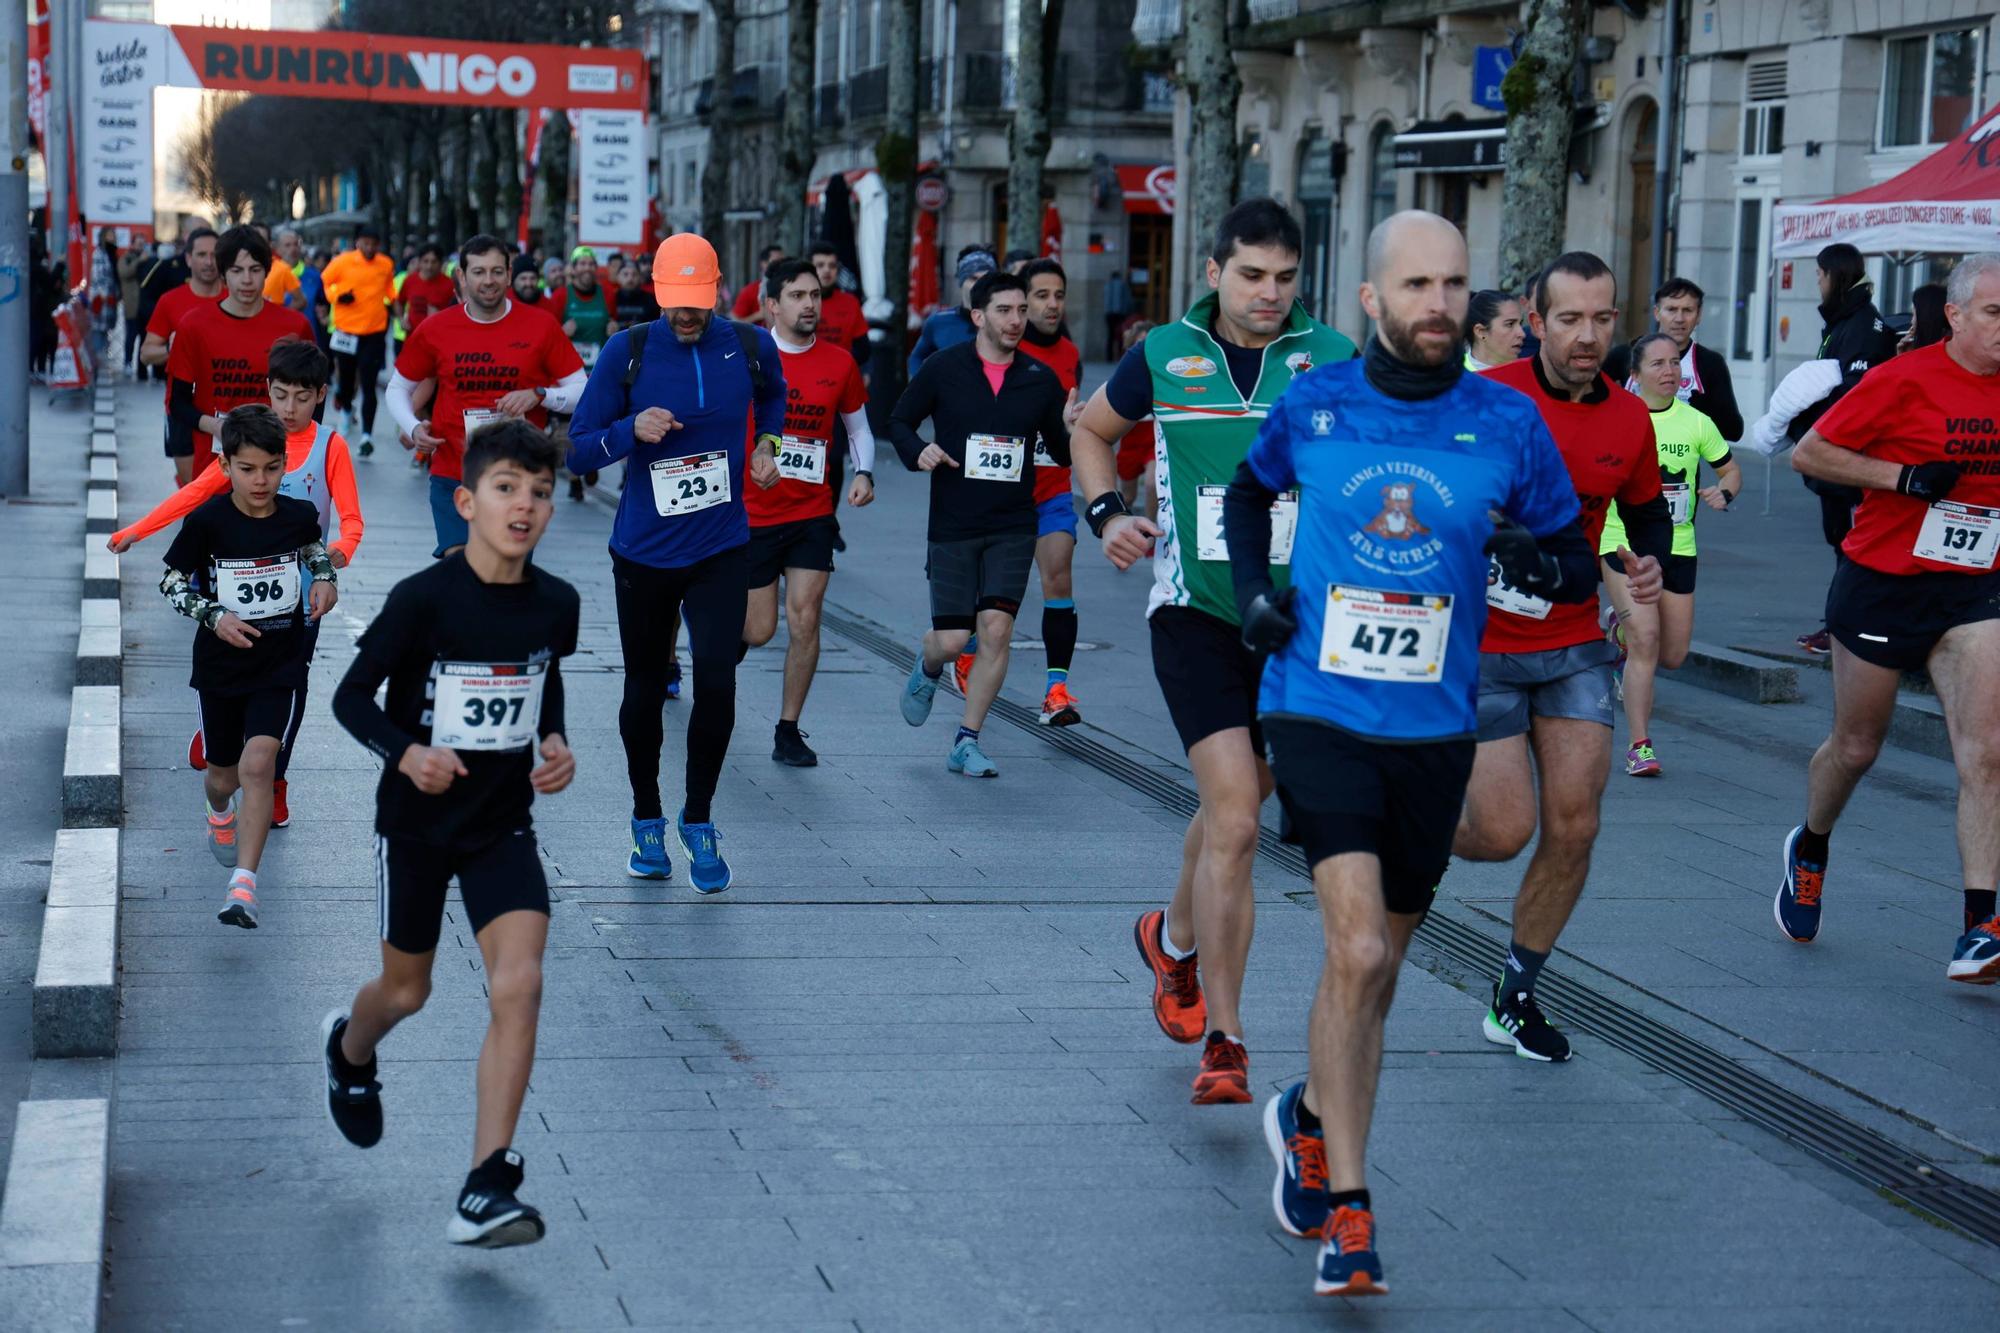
[1482,983,1572,1062]
[320,1010,383,1148]
[447,1148,546,1248]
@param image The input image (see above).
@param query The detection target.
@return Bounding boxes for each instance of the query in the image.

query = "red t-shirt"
[146,282,225,406]
[730,282,764,320]
[1017,332,1080,504]
[1480,357,1660,654]
[1816,341,2000,576]
[167,301,315,469]
[818,288,867,353]
[399,272,457,333]
[745,337,868,527]
[394,301,583,481]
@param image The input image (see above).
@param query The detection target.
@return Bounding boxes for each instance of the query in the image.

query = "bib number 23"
[649,451,732,516]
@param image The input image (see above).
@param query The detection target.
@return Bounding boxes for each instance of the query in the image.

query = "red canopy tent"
[1772,104,2000,257]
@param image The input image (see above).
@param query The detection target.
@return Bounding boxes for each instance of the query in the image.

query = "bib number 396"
[214,555,301,622]
[1913,499,2000,570]
[1319,585,1452,683]
[429,661,548,751]
[649,451,733,516]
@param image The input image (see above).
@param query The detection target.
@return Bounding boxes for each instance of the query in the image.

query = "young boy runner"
[159,405,339,928]
[111,338,365,825]
[323,420,580,1248]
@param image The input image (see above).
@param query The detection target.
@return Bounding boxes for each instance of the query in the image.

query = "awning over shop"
[1772,104,2000,257]
[1117,164,1175,215]
[1394,117,1506,173]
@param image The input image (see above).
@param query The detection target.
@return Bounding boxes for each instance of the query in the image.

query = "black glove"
[1239,585,1298,655]
[336,292,356,305]
[1897,461,1962,502]
[1482,511,1562,595]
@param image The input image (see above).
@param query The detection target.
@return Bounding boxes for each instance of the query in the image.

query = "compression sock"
[1500,940,1549,998]
[1795,824,1831,863]
[1042,599,1077,687]
[1327,1188,1372,1214]
[1966,889,1997,934]
[954,726,979,746]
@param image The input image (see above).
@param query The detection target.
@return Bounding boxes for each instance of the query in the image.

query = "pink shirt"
[980,356,1008,395]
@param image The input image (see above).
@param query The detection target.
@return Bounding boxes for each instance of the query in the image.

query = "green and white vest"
[1143,293,1356,623]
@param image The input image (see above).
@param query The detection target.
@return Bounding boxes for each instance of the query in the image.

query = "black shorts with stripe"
[374,828,549,955]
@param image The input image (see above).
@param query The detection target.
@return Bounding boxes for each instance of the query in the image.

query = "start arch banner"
[81,19,648,239]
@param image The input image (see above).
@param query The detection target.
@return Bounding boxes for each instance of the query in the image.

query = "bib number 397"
[1913,499,2000,570]
[214,554,301,622]
[1319,585,1452,683]
[649,451,733,516]
[429,661,548,751]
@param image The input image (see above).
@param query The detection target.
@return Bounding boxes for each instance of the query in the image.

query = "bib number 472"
[1348,622,1423,659]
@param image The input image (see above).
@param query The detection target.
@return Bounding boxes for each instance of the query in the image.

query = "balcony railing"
[1132,0,1181,45]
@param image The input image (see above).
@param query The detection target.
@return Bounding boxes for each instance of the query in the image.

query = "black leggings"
[333,330,387,433]
[275,620,321,782]
[613,544,748,824]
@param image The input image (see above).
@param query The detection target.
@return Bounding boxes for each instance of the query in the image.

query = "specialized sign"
[576,109,645,247]
[82,21,165,228]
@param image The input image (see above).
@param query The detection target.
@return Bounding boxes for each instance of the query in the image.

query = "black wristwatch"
[855,469,873,481]
[1719,487,1735,506]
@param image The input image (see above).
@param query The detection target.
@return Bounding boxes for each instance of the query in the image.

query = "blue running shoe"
[1315,1205,1387,1297]
[947,736,998,777]
[1775,824,1824,943]
[677,809,731,894]
[627,817,672,880]
[665,659,682,701]
[1948,916,2000,985]
[1262,1082,1330,1239]
[900,658,939,726]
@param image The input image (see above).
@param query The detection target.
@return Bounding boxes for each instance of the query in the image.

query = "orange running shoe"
[188,727,207,771]
[271,778,290,829]
[206,798,238,869]
[1037,681,1081,727]
[953,651,974,696]
[1191,1032,1251,1104]
[1132,909,1205,1043]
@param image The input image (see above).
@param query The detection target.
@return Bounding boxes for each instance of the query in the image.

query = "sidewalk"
[0,392,93,1192]
[98,396,1997,1328]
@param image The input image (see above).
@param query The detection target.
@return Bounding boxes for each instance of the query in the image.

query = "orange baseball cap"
[652,234,720,310]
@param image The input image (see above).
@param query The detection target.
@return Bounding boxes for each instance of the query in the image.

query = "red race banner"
[164,26,647,111]
[27,0,48,142]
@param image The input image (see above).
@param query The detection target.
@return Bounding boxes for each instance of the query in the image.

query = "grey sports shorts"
[926,532,1036,631]
[1475,641,1618,742]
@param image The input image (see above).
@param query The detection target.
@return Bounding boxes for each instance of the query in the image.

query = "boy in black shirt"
[160,404,337,928]
[888,270,1076,778]
[324,420,580,1249]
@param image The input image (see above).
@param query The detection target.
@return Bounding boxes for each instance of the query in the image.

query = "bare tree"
[1004,0,1052,254]
[1184,0,1240,262]
[177,94,254,223]
[539,112,571,251]
[699,0,740,251]
[1497,0,1589,289]
[876,0,921,400]
[776,0,819,254]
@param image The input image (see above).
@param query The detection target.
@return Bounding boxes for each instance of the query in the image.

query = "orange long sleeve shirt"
[111,424,365,563]
[320,250,396,336]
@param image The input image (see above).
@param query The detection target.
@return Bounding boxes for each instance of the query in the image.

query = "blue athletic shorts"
[1036,492,1078,539]
[428,472,469,559]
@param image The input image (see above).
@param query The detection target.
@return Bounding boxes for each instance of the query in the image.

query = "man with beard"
[1068,199,1354,1106]
[141,226,224,485]
[567,234,787,895]
[1452,252,1671,1063]
[1229,209,1595,1299]
[387,235,587,560]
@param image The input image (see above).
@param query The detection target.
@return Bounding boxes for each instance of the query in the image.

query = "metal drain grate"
[824,603,2000,1247]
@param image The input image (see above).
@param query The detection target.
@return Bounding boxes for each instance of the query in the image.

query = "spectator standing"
[1103,267,1134,360]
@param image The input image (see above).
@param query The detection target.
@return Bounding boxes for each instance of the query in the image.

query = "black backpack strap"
[622,321,650,415]
[730,320,764,399]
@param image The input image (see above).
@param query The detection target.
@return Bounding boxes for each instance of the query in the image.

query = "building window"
[1881,253,1959,316]
[1239,129,1270,201]
[1367,122,1396,233]
[1880,27,1982,148]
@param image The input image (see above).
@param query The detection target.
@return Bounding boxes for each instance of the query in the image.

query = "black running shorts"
[1602,551,1697,596]
[746,515,838,589]
[926,532,1036,631]
[1262,715,1474,917]
[1825,560,2000,671]
[197,686,299,769]
[1150,605,1266,754]
[375,828,549,955]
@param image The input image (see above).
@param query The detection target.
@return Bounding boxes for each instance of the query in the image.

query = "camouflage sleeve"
[159,567,223,631]
[302,540,337,584]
